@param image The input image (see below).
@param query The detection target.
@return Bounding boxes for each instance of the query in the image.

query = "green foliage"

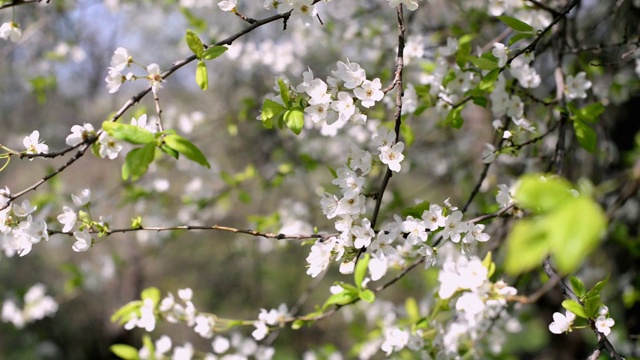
[196,60,208,90]
[163,134,211,168]
[122,143,156,181]
[479,68,500,90]
[497,15,534,32]
[203,46,228,60]
[445,106,464,129]
[283,109,304,135]
[568,102,604,153]
[102,122,155,145]
[185,29,204,59]
[401,201,430,218]
[505,174,606,274]
[110,344,139,360]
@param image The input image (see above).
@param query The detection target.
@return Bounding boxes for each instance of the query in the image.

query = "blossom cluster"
[1,283,58,329]
[104,47,163,94]
[139,332,275,360]
[0,196,48,257]
[55,189,113,253]
[122,288,276,359]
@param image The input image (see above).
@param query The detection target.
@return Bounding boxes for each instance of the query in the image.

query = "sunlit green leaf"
[505,219,550,274]
[561,299,589,319]
[203,45,228,60]
[570,276,586,297]
[497,15,534,32]
[196,60,208,90]
[122,143,156,181]
[164,134,211,169]
[548,197,605,274]
[355,253,370,290]
[514,174,573,213]
[283,108,304,135]
[573,120,597,153]
[186,29,204,59]
[110,344,140,360]
[102,122,155,145]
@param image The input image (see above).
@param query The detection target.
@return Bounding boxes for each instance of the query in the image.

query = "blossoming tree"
[1,0,639,358]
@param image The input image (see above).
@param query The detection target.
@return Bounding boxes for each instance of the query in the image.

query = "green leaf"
[322,289,358,310]
[561,299,589,319]
[291,319,308,330]
[122,143,156,181]
[261,99,286,122]
[445,106,464,129]
[570,276,586,297]
[514,174,574,213]
[479,68,500,90]
[283,109,304,135]
[141,286,161,305]
[505,219,550,274]
[141,336,154,357]
[401,201,431,218]
[482,251,496,278]
[110,300,143,324]
[277,78,291,106]
[497,15,534,32]
[359,289,375,303]
[102,122,155,145]
[568,102,605,124]
[354,253,370,290]
[584,295,602,318]
[465,56,498,71]
[548,197,605,274]
[186,29,204,59]
[203,45,228,60]
[508,32,535,46]
[196,60,208,90]
[472,96,488,108]
[110,344,140,360]
[405,297,420,323]
[573,120,597,153]
[400,122,415,147]
[160,144,179,159]
[585,276,609,299]
[163,134,211,169]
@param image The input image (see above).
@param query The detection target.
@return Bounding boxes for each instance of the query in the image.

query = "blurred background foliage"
[0,0,639,358]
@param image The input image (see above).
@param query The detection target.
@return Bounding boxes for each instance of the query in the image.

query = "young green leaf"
[196,60,208,90]
[548,197,605,274]
[261,99,286,122]
[465,55,498,71]
[359,289,375,303]
[479,68,500,90]
[110,344,139,360]
[185,29,204,59]
[401,201,431,218]
[508,32,535,46]
[283,108,304,135]
[277,78,291,106]
[570,276,586,297]
[445,106,464,129]
[321,289,359,310]
[203,45,228,60]
[102,122,155,145]
[573,120,597,153]
[513,174,573,213]
[163,134,211,169]
[141,286,161,305]
[354,253,370,290]
[585,275,609,299]
[497,15,534,32]
[110,300,143,324]
[562,299,589,319]
[122,143,156,181]
[505,218,550,274]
